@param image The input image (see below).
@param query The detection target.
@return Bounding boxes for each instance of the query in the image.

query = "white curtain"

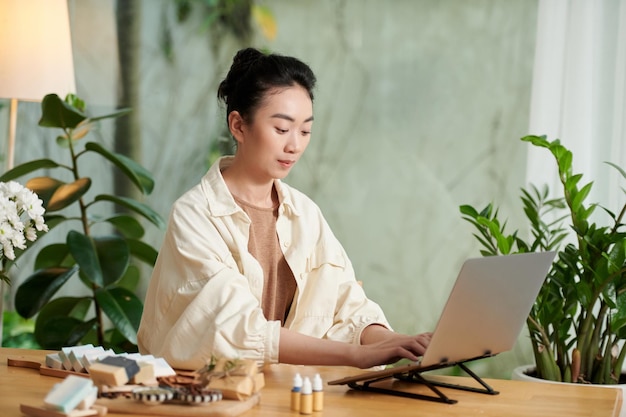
[527,0,626,214]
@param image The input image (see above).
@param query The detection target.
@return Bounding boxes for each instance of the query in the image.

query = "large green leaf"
[95,287,142,345]
[521,135,550,148]
[0,159,62,182]
[117,264,140,292]
[35,316,83,349]
[35,315,96,350]
[64,94,85,112]
[94,235,130,287]
[34,296,91,331]
[67,231,103,287]
[38,94,87,129]
[572,182,593,212]
[127,239,159,266]
[102,214,145,239]
[34,243,73,270]
[104,328,139,353]
[84,142,154,195]
[26,177,91,212]
[93,194,165,229]
[14,265,79,318]
[33,296,93,349]
[459,204,480,218]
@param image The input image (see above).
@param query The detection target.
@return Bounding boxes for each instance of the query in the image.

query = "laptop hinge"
[346,360,499,404]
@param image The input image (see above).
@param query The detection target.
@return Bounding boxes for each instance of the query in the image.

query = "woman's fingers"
[353,331,434,368]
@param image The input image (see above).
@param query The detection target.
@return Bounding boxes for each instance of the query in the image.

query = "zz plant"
[0,94,164,352]
[460,135,626,384]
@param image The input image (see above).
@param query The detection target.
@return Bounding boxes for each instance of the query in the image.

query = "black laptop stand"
[329,355,499,404]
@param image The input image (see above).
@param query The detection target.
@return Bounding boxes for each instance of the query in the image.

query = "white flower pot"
[512,365,626,417]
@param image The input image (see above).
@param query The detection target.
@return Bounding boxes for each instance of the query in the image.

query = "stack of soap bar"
[58,345,94,371]
[46,345,110,372]
[46,344,176,385]
[69,346,107,373]
[89,356,140,387]
[43,375,97,414]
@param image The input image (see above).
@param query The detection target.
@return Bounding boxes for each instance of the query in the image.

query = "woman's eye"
[302,131,311,136]
[276,128,288,134]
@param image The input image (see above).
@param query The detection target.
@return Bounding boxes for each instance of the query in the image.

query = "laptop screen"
[420,251,556,367]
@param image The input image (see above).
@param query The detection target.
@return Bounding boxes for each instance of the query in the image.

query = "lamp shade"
[0,0,76,102]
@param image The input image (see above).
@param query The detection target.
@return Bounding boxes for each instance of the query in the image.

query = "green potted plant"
[460,135,626,385]
[0,93,164,352]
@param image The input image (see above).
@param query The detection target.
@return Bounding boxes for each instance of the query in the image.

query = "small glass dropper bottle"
[312,373,324,411]
[300,376,313,415]
[290,372,302,411]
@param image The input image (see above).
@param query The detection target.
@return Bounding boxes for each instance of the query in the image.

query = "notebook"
[329,251,556,385]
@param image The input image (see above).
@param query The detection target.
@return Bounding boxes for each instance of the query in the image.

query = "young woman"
[138,48,431,370]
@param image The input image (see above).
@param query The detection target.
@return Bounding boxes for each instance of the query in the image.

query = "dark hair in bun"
[217,48,316,123]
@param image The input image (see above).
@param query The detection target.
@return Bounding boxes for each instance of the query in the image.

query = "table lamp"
[0,0,76,348]
[0,0,76,171]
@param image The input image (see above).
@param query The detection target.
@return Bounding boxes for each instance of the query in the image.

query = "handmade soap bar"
[130,362,156,385]
[98,356,140,379]
[150,357,177,377]
[208,371,263,401]
[45,353,63,370]
[43,375,95,413]
[205,358,264,400]
[88,363,130,387]
[76,386,98,410]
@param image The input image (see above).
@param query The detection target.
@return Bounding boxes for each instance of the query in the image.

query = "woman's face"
[233,84,314,182]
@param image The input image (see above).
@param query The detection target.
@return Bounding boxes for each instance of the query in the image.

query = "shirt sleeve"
[138,195,280,370]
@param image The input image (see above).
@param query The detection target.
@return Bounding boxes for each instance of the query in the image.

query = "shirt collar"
[201,156,301,218]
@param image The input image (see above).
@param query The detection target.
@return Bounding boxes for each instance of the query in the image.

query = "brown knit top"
[234,196,297,324]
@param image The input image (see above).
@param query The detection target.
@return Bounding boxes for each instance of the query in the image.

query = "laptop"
[329,251,556,386]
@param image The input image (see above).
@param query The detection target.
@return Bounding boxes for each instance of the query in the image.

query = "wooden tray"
[8,357,87,378]
[9,356,260,416]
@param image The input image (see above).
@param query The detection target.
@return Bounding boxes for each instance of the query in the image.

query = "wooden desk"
[1,348,622,417]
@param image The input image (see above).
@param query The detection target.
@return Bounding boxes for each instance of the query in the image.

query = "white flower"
[34,215,48,232]
[2,242,15,262]
[25,226,38,242]
[0,181,48,264]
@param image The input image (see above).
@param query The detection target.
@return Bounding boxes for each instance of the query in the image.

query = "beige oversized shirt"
[137,157,390,370]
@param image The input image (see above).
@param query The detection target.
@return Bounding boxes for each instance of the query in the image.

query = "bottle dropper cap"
[312,373,323,391]
[302,377,312,395]
[293,373,303,390]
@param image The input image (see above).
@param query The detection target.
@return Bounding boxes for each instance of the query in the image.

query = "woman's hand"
[351,325,432,368]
